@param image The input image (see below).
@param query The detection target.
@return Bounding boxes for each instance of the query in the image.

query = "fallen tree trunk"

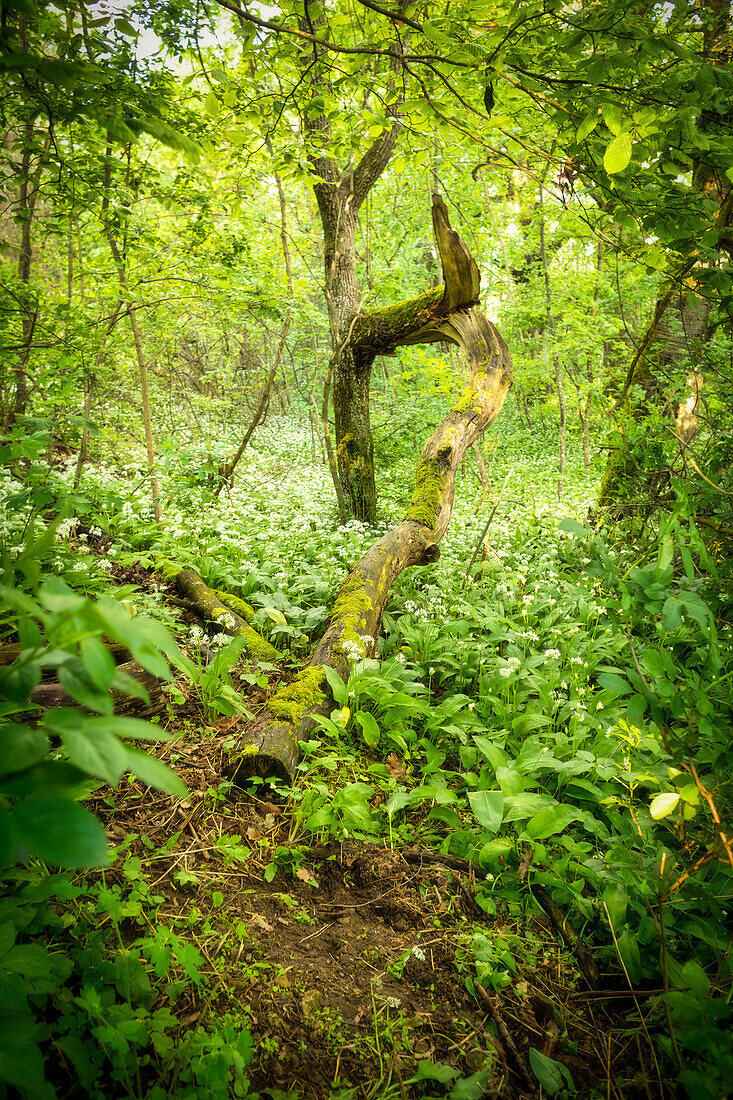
[155,561,280,662]
[224,196,512,783]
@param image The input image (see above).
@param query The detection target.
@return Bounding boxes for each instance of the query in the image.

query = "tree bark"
[224,197,512,783]
[300,14,403,523]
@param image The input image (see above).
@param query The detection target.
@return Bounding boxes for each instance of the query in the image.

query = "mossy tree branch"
[224,199,512,783]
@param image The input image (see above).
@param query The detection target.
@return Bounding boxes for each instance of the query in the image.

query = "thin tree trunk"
[8,117,51,426]
[539,208,565,499]
[216,164,293,493]
[580,391,592,474]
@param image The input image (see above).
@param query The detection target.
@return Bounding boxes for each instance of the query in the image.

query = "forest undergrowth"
[1,408,732,1100]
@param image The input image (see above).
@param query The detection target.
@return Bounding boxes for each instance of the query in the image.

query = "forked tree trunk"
[224,197,512,782]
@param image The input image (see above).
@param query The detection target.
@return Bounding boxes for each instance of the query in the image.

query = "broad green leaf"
[597,672,632,695]
[415,1060,458,1083]
[557,517,587,537]
[616,928,641,984]
[602,884,628,927]
[576,111,600,141]
[322,665,347,706]
[529,1048,574,1095]
[58,662,113,716]
[468,790,504,835]
[80,636,116,691]
[503,793,555,822]
[0,724,49,777]
[601,102,624,135]
[84,716,171,741]
[123,746,186,798]
[524,804,580,840]
[38,576,85,612]
[0,661,41,705]
[472,736,506,768]
[682,959,710,998]
[661,596,682,631]
[12,798,109,868]
[57,720,127,785]
[604,132,632,173]
[355,711,380,747]
[650,792,680,819]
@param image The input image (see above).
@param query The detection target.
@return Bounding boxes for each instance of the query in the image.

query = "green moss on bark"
[211,608,279,661]
[329,573,374,661]
[452,385,483,415]
[405,457,444,528]
[267,666,326,726]
[154,557,182,581]
[213,589,255,623]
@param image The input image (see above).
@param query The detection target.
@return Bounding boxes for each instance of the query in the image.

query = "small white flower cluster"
[506,656,521,668]
[211,632,231,647]
[55,516,79,540]
[410,946,426,962]
[544,648,561,660]
[88,525,103,538]
[341,638,366,662]
[189,624,207,643]
[220,613,238,632]
[517,630,539,642]
[96,559,113,572]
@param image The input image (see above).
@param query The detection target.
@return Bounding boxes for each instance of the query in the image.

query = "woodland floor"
[69,552,660,1100]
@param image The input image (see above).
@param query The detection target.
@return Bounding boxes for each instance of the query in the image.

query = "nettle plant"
[0,524,198,1096]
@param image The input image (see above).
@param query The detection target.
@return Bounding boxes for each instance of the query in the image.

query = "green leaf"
[502,793,555,822]
[12,798,109,868]
[557,517,587,537]
[415,1060,458,1083]
[0,724,49,777]
[616,928,641,984]
[80,636,116,691]
[0,661,41,705]
[601,102,624,135]
[56,718,127,785]
[468,790,504,835]
[529,1048,575,1094]
[355,711,380,748]
[650,792,680,819]
[604,132,632,173]
[322,665,347,706]
[662,596,682,631]
[83,716,171,742]
[597,672,632,695]
[576,111,599,141]
[681,960,710,998]
[58,661,113,716]
[524,804,580,840]
[602,885,628,928]
[38,576,85,612]
[123,746,186,798]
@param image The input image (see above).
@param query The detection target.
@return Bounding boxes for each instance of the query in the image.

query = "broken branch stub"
[224,200,512,784]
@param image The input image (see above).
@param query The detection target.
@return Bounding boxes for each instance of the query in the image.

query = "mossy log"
[225,206,512,783]
[157,562,280,662]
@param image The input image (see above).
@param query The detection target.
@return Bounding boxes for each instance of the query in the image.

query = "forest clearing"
[1,0,732,1097]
